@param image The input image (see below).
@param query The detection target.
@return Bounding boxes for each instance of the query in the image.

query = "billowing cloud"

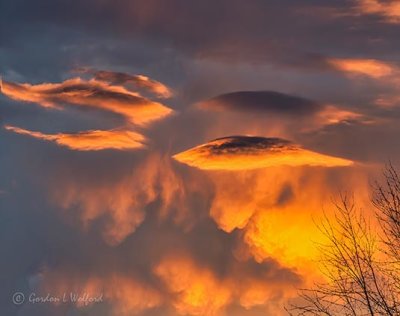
[31,249,301,316]
[75,68,173,98]
[355,0,400,23]
[153,254,300,316]
[154,256,232,316]
[204,164,374,273]
[50,153,191,245]
[4,125,146,151]
[37,270,163,316]
[173,136,353,171]
[1,77,173,126]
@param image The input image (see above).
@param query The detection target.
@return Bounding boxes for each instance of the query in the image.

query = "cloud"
[50,153,191,245]
[173,136,353,171]
[4,125,146,151]
[324,57,400,109]
[75,68,173,98]
[31,248,300,316]
[37,270,163,316]
[327,57,395,78]
[153,253,300,316]
[196,91,366,136]
[1,77,173,126]
[154,256,232,316]
[203,163,373,273]
[198,91,321,116]
[355,0,400,23]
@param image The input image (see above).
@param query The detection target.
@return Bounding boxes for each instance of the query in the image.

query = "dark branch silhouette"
[288,165,400,315]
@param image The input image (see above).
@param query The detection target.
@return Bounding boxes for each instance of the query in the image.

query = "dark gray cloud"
[199,90,321,116]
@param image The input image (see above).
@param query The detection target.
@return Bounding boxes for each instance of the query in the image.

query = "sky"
[1,0,400,315]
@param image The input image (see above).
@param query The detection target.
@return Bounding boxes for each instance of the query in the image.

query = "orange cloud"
[37,251,300,316]
[76,68,173,98]
[236,275,298,312]
[375,95,400,108]
[316,105,366,125]
[1,78,173,126]
[51,154,191,245]
[38,271,162,316]
[355,0,400,23]
[327,58,395,78]
[326,57,400,108]
[154,254,300,315]
[173,136,353,171]
[206,165,374,274]
[154,256,232,316]
[4,125,146,151]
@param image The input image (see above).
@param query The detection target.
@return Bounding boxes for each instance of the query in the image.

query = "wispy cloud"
[327,58,395,78]
[326,57,400,109]
[355,0,400,23]
[4,125,146,151]
[75,68,173,98]
[1,77,173,126]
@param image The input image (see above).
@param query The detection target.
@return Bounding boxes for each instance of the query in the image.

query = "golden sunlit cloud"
[243,201,324,267]
[154,256,232,316]
[1,78,173,126]
[4,125,146,151]
[327,58,395,78]
[39,271,163,316]
[207,165,374,274]
[173,136,353,171]
[75,68,173,98]
[154,254,300,315]
[355,0,400,23]
[37,252,300,316]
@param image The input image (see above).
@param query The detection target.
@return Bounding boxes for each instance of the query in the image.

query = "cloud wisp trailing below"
[196,90,367,138]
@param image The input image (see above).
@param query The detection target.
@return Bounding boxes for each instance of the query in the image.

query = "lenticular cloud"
[173,136,353,170]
